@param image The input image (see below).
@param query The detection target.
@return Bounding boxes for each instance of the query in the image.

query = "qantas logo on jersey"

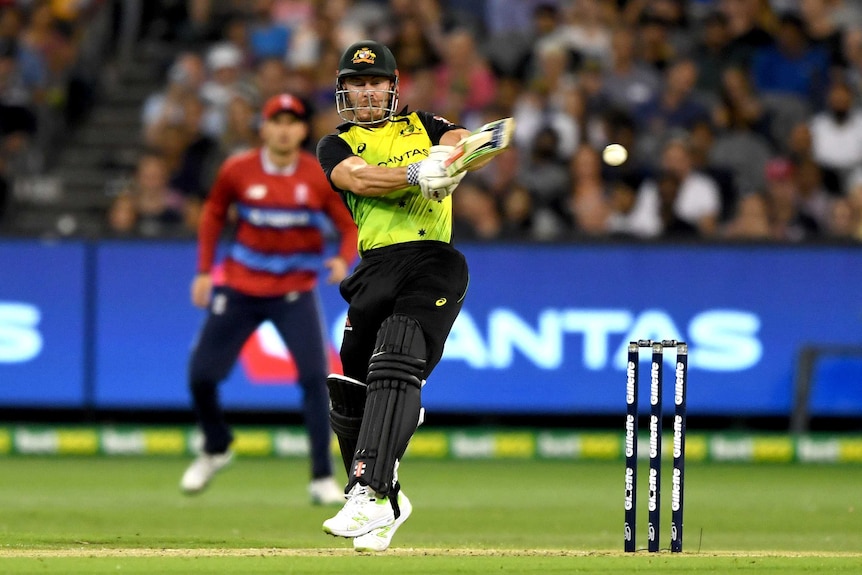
[377,149,426,166]
[246,184,267,200]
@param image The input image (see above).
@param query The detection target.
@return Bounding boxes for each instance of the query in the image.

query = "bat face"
[443,118,514,176]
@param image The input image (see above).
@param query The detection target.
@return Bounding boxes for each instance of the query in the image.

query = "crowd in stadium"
[3,0,862,242]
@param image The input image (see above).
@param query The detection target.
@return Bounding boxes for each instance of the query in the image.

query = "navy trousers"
[188,287,333,479]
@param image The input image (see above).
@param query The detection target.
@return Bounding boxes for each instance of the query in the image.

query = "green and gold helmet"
[335,40,400,125]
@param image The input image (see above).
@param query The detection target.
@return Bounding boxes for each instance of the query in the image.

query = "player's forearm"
[439,128,470,147]
[196,205,226,272]
[335,163,414,197]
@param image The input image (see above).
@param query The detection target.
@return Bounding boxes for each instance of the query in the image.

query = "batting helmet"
[335,40,400,124]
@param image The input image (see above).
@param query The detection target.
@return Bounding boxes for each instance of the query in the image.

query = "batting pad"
[327,374,367,475]
[349,314,426,495]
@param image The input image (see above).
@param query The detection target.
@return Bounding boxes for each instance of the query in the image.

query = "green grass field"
[0,456,860,573]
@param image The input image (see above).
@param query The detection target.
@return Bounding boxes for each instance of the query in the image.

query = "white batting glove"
[409,145,464,200]
[420,170,465,200]
[427,145,453,162]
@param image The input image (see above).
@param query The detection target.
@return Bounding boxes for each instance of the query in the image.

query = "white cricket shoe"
[321,483,395,537]
[353,490,412,552]
[309,476,345,506]
[180,450,233,494]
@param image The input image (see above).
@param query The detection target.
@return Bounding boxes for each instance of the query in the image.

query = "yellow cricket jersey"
[316,110,463,254]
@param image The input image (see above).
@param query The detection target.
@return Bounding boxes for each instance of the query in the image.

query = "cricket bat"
[442,117,514,177]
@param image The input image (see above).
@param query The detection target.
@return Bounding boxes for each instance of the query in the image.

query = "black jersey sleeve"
[415,111,464,145]
[316,134,355,190]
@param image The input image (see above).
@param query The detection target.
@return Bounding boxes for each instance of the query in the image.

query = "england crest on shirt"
[246,184,267,200]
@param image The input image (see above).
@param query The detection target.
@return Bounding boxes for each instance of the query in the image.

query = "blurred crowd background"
[2,0,862,243]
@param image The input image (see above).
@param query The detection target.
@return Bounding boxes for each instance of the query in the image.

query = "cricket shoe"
[309,476,345,506]
[353,490,412,552]
[321,483,395,537]
[180,450,233,494]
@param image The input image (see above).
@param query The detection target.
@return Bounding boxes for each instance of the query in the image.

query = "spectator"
[763,157,820,241]
[530,41,578,110]
[687,119,740,220]
[495,2,567,82]
[809,80,862,192]
[824,196,860,240]
[796,157,835,231]
[712,66,773,146]
[387,15,441,117]
[452,177,504,241]
[719,0,776,70]
[500,182,535,239]
[567,143,609,236]
[149,123,203,231]
[750,13,830,109]
[167,93,224,229]
[251,56,288,104]
[646,0,696,59]
[220,14,254,69]
[787,120,814,163]
[220,89,260,155]
[605,177,643,238]
[692,11,736,101]
[665,135,723,235]
[0,37,37,132]
[708,69,774,197]
[577,58,614,146]
[634,58,711,159]
[389,14,441,84]
[0,37,39,178]
[557,0,613,68]
[141,52,207,147]
[511,44,580,157]
[787,117,850,200]
[517,125,570,239]
[0,6,46,108]
[602,25,662,116]
[637,12,677,72]
[721,192,772,240]
[843,24,862,101]
[602,109,651,189]
[107,153,188,238]
[247,0,292,63]
[654,170,700,239]
[800,0,847,68]
[433,27,496,125]
[632,137,723,237]
[201,41,246,137]
[484,0,549,39]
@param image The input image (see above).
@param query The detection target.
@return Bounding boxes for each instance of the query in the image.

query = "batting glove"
[408,145,464,200]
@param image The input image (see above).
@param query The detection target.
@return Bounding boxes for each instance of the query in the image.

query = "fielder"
[316,39,500,552]
[181,93,358,506]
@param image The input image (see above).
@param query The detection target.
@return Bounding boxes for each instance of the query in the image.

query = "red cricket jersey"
[197,148,358,296]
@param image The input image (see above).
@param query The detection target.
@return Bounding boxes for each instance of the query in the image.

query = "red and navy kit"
[189,147,357,479]
[197,148,357,295]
